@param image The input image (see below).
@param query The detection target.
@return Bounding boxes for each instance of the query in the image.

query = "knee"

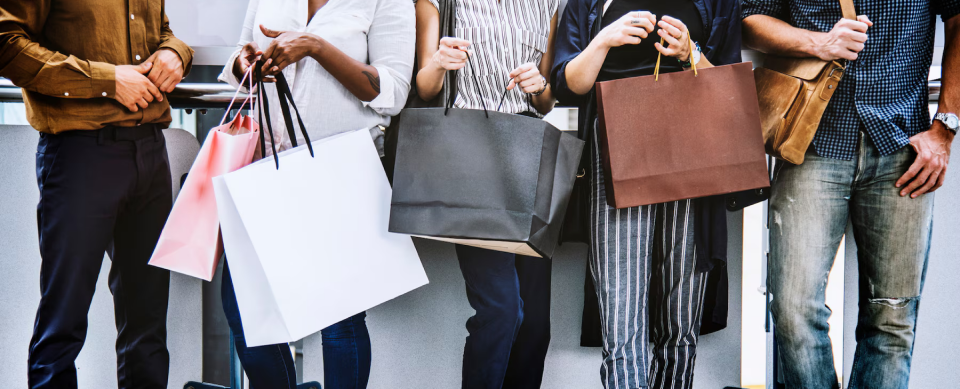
[771,292,828,341]
[859,296,920,345]
[475,298,525,335]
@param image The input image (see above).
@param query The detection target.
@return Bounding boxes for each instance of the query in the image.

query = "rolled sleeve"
[742,0,787,20]
[0,0,117,99]
[363,0,416,116]
[550,0,587,107]
[158,12,194,76]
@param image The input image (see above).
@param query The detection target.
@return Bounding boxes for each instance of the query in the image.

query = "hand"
[896,123,954,198]
[259,25,322,77]
[596,11,656,49]
[144,49,184,93]
[432,37,471,71]
[812,15,873,61]
[507,63,545,94]
[115,62,163,112]
[233,41,264,79]
[654,16,693,61]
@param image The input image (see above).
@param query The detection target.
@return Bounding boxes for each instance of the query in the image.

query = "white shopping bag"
[213,129,428,347]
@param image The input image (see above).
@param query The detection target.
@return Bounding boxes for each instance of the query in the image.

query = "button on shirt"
[743,0,960,160]
[220,0,415,155]
[0,0,194,134]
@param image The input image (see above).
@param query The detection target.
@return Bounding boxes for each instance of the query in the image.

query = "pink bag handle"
[219,66,257,126]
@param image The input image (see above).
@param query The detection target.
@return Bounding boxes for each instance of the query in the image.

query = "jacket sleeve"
[0,0,116,99]
[703,0,743,66]
[550,0,588,107]
[362,0,416,116]
[158,4,194,77]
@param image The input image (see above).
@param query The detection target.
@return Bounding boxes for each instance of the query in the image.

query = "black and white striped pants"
[588,130,708,389]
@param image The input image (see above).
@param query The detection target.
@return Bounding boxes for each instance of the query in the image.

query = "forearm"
[563,39,610,95]
[531,86,555,114]
[938,16,960,119]
[416,60,445,101]
[311,38,380,102]
[742,15,824,58]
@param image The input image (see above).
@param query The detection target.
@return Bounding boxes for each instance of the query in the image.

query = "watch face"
[947,115,959,129]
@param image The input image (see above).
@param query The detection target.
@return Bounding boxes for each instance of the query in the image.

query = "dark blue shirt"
[743,0,960,160]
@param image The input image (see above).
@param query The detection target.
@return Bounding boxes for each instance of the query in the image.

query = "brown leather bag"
[754,0,856,164]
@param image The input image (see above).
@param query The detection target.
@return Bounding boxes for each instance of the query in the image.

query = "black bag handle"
[254,59,315,170]
[444,55,489,118]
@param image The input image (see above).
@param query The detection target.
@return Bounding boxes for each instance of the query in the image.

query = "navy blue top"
[743,0,960,160]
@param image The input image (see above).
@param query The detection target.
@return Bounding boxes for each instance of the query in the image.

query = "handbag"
[214,64,427,347]
[148,69,260,281]
[389,58,584,259]
[594,35,769,209]
[754,0,856,164]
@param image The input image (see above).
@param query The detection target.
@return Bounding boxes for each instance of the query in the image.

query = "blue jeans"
[222,261,372,389]
[456,245,552,389]
[769,136,933,389]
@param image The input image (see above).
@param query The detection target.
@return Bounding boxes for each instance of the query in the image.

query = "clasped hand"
[597,11,696,62]
[114,49,184,112]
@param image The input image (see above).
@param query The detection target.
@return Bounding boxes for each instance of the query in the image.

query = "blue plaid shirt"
[743,0,960,160]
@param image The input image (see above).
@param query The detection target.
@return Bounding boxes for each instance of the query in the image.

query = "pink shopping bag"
[149,70,260,281]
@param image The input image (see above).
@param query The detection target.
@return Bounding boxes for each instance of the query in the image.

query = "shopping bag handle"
[220,66,257,126]
[254,59,316,170]
[444,53,489,118]
[653,33,697,81]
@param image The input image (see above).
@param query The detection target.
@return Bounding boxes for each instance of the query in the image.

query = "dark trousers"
[222,261,372,389]
[456,245,552,389]
[28,127,173,389]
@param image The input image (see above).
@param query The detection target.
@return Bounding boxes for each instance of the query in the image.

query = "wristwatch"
[531,75,547,96]
[679,41,702,69]
[934,112,959,135]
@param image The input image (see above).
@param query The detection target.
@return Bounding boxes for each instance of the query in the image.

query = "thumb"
[858,15,874,27]
[260,24,282,38]
[136,61,153,74]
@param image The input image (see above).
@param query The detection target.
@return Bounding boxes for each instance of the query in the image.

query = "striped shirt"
[426,0,559,116]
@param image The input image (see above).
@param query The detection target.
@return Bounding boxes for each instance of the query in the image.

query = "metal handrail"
[0,79,251,109]
[0,78,945,108]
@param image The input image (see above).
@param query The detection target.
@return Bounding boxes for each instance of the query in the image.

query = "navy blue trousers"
[28,127,173,389]
[456,245,552,389]
[221,261,372,389]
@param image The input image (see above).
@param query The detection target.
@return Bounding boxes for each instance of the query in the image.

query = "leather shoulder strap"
[839,0,856,20]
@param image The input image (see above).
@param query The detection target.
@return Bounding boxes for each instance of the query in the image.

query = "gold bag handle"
[654,32,697,81]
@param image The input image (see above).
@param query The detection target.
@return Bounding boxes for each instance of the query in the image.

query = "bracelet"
[679,41,702,69]
[531,75,547,96]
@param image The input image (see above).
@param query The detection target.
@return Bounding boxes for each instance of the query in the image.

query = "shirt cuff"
[218,49,254,93]
[90,61,116,99]
[361,65,396,111]
[159,38,195,76]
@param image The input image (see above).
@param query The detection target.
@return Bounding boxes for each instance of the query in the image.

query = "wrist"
[308,35,327,62]
[807,31,831,60]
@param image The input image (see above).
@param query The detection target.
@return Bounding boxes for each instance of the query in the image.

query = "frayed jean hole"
[867,296,919,309]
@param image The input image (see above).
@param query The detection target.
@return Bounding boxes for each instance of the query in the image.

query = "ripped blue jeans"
[769,134,933,389]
